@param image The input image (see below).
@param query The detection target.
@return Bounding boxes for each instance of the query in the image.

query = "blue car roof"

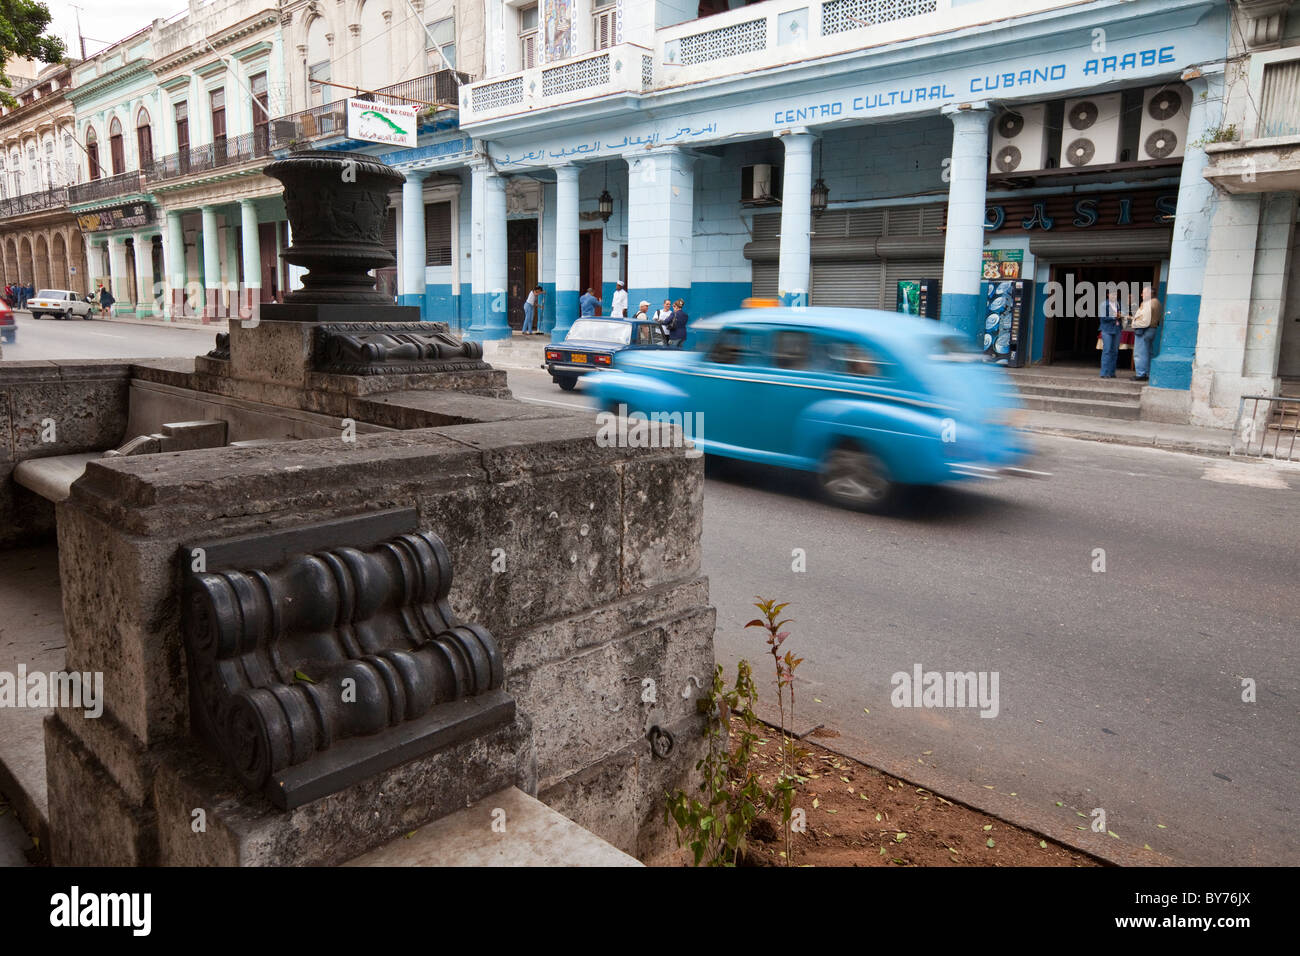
[693,307,953,348]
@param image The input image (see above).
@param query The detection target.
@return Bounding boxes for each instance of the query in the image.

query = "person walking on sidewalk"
[1128,285,1162,382]
[611,280,628,318]
[98,283,115,316]
[1098,288,1122,378]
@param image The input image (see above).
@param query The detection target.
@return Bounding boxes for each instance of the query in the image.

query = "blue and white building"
[443,0,1300,426]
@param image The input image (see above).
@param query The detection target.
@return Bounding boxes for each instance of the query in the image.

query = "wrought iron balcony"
[146,129,276,184]
[270,70,471,149]
[67,170,146,206]
[0,186,69,219]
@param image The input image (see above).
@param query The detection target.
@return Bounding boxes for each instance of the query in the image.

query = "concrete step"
[1013,393,1143,420]
[1012,382,1144,403]
[342,786,642,867]
[1008,371,1145,393]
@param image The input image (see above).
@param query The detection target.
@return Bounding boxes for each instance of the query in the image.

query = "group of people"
[1098,285,1162,381]
[521,279,690,346]
[3,283,34,310]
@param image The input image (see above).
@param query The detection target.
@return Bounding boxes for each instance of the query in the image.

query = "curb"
[1025,424,1232,458]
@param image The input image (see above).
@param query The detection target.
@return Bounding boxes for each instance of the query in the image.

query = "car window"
[633,323,657,346]
[566,319,631,345]
[928,334,984,363]
[706,328,756,365]
[772,330,811,370]
[826,341,890,378]
[36,290,63,300]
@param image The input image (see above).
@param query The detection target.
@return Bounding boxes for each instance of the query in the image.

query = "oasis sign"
[347,98,418,148]
[984,190,1178,233]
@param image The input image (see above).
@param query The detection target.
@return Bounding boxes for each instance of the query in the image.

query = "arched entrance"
[19,236,34,286]
[51,232,68,288]
[4,239,17,285]
[34,234,50,290]
[65,230,86,294]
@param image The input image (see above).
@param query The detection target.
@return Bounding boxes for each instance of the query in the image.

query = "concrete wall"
[43,380,712,865]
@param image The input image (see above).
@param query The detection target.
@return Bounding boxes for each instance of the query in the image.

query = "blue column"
[476,170,511,341]
[940,104,992,343]
[625,147,694,314]
[552,164,581,342]
[777,129,815,308]
[400,169,428,315]
[1151,72,1224,391]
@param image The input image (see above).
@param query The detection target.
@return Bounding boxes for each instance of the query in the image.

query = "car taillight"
[594,354,611,365]
[546,351,561,361]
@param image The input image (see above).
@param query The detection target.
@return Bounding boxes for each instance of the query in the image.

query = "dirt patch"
[734,719,1101,867]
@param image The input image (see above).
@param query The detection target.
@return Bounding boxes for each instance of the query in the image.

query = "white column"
[107,236,129,313]
[133,232,154,316]
[481,171,510,338]
[469,159,487,330]
[552,164,580,341]
[777,129,815,307]
[940,103,993,343]
[401,169,428,312]
[201,205,221,321]
[240,199,261,320]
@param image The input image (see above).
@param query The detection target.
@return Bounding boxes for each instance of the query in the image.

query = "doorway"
[258,221,279,302]
[580,228,603,314]
[507,218,538,329]
[1046,262,1160,367]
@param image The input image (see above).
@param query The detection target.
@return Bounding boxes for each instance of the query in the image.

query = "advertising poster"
[982,249,1024,280]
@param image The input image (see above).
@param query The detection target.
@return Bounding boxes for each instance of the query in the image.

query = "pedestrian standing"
[653,298,673,343]
[668,298,689,348]
[611,280,628,318]
[1128,285,1162,382]
[98,282,115,315]
[522,285,542,334]
[579,287,599,317]
[1098,288,1122,379]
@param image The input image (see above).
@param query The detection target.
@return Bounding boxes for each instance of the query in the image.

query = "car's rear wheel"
[819,442,897,512]
[30,312,42,320]
[556,375,578,391]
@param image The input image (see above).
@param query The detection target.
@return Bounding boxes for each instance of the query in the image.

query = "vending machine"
[895,279,940,319]
[980,279,1031,367]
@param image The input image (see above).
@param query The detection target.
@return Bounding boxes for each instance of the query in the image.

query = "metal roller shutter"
[812,259,880,308]
[751,260,778,298]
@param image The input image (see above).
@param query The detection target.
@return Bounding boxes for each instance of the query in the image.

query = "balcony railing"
[67,170,145,206]
[0,186,69,219]
[146,129,275,184]
[462,44,651,125]
[270,70,471,149]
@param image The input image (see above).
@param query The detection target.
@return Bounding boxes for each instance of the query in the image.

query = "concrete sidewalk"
[1022,409,1234,457]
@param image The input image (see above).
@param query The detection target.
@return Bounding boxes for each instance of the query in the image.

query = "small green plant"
[1192,124,1238,148]
[747,598,807,864]
[665,660,771,866]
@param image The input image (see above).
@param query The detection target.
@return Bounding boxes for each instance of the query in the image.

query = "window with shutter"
[424,202,453,267]
[593,3,618,51]
[520,4,539,68]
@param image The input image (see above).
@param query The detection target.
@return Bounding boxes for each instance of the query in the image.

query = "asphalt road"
[0,311,220,361]
[508,366,1300,866]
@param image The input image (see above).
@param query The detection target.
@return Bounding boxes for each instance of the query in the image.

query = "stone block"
[151,714,536,867]
[619,453,704,595]
[226,320,315,388]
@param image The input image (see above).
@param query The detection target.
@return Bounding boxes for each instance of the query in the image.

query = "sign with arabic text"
[347,99,418,148]
[76,202,155,233]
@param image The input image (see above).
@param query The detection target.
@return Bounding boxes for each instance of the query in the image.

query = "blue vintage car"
[583,307,1037,511]
[543,317,666,390]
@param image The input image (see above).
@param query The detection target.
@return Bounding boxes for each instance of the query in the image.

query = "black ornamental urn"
[261,150,418,322]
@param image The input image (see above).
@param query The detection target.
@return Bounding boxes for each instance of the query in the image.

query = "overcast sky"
[46,0,188,58]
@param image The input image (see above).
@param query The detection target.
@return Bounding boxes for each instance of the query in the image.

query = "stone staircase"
[1005,367,1145,421]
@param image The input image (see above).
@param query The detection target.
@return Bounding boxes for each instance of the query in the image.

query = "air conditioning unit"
[741,164,782,205]
[1138,83,1191,161]
[989,104,1049,174]
[1059,93,1122,167]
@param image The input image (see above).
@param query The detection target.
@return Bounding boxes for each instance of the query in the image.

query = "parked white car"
[28,289,95,320]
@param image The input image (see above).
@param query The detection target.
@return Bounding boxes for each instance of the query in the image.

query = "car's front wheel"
[818,443,897,512]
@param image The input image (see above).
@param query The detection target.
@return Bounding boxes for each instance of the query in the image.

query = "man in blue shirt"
[1098,286,1122,379]
[579,287,599,317]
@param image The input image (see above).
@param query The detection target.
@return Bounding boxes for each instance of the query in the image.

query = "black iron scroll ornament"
[181,514,512,808]
[313,322,490,375]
